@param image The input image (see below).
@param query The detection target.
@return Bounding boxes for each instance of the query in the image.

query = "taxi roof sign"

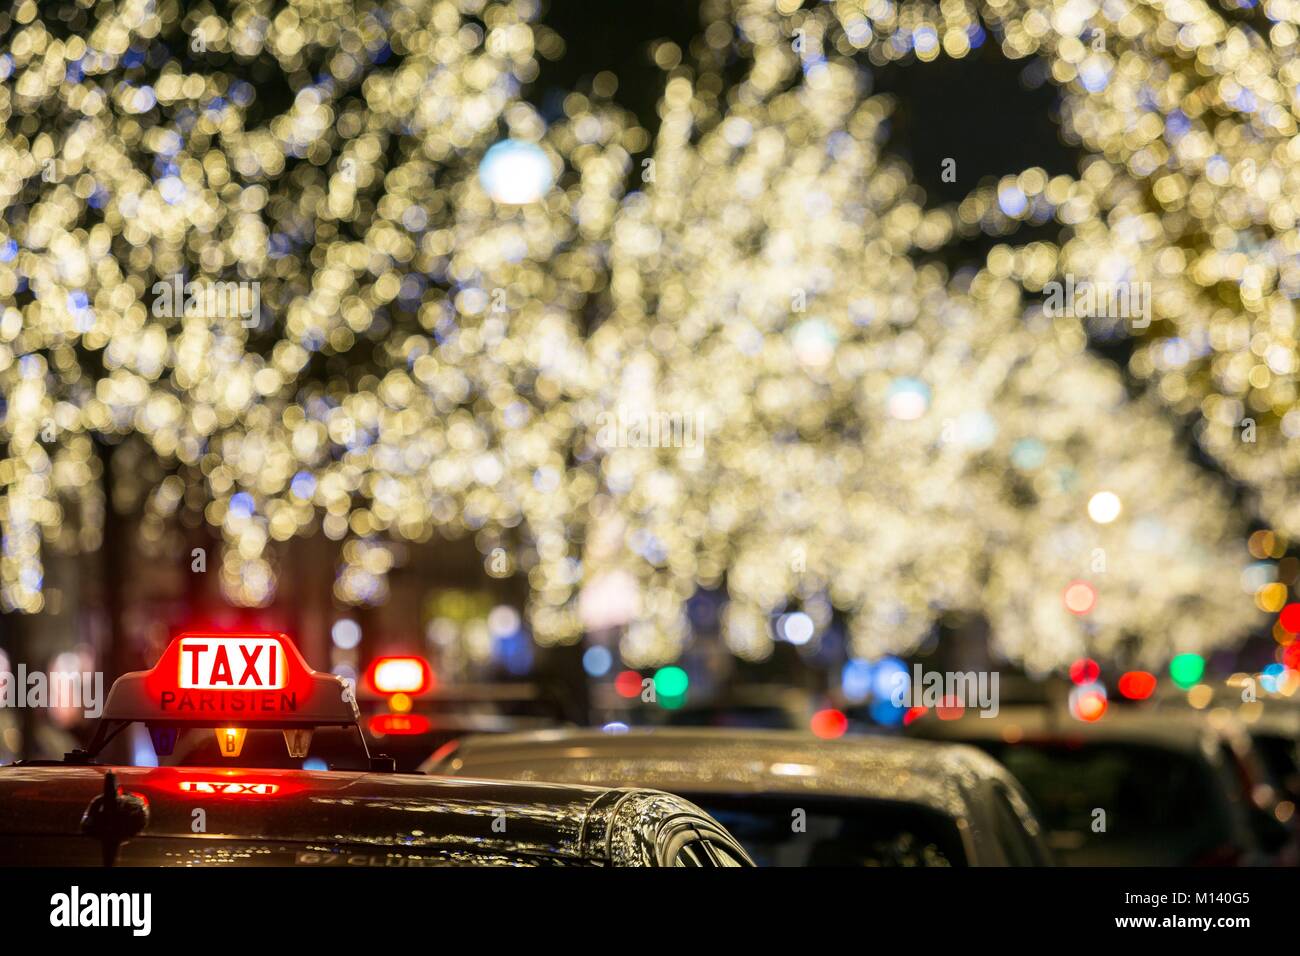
[100,631,358,729]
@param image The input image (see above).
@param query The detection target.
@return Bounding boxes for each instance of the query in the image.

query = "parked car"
[907,705,1293,865]
[425,727,1053,866]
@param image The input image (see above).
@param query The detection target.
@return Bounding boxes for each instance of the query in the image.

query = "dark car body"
[424,727,1052,866]
[361,713,565,774]
[0,763,752,867]
[1151,692,1300,863]
[1151,690,1300,805]
[357,682,573,773]
[1242,706,1300,808]
[907,706,1292,865]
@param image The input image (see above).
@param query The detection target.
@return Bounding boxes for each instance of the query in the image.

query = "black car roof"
[429,727,1020,817]
[0,764,716,865]
[427,727,1053,865]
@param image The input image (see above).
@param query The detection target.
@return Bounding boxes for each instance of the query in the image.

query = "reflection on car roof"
[0,764,706,865]
[431,727,1021,821]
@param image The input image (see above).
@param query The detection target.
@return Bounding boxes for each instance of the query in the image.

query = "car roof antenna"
[80,770,150,867]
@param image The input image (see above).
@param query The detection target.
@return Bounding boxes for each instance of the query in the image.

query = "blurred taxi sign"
[365,655,433,696]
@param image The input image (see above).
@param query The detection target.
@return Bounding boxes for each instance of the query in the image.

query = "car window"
[695,794,966,866]
[977,740,1233,866]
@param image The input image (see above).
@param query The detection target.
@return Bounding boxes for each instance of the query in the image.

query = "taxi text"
[178,637,286,690]
[159,688,298,713]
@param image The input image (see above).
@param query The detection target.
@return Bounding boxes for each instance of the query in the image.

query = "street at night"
[0,0,1294,940]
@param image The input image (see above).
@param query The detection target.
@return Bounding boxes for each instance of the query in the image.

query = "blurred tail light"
[369,713,432,736]
[366,656,433,695]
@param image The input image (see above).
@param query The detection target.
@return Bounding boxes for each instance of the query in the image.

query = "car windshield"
[975,740,1234,865]
[694,794,966,866]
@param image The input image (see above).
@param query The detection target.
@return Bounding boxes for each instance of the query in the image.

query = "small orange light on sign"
[215,727,247,757]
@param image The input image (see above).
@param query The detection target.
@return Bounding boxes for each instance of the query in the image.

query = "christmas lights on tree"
[563,38,1255,670]
[0,0,1281,671]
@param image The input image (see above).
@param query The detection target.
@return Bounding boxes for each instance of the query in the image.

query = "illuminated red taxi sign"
[179,635,286,690]
[102,631,358,727]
